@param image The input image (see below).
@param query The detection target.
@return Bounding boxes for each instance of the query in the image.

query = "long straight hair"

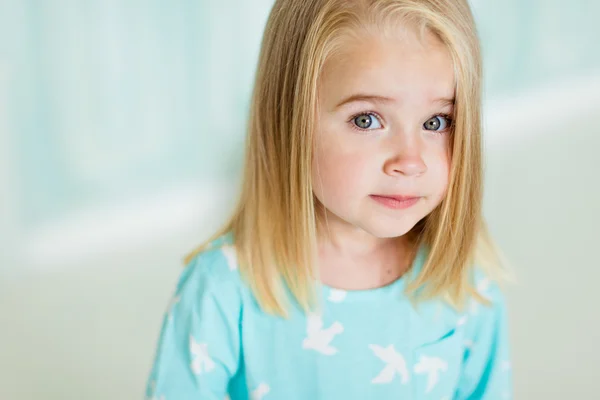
[186,0,510,316]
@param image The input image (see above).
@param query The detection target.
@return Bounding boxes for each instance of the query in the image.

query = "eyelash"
[347,111,454,134]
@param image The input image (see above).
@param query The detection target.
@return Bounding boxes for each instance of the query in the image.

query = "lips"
[371,194,421,201]
[369,194,422,210]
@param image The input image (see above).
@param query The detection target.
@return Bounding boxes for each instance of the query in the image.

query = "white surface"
[20,182,238,269]
[483,100,600,398]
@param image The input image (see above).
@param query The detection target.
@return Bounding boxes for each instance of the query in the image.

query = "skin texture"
[312,27,455,290]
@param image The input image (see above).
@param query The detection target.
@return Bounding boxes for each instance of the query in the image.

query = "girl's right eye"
[350,112,383,131]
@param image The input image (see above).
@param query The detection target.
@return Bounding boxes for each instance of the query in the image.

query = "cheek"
[426,144,451,196]
[312,136,371,199]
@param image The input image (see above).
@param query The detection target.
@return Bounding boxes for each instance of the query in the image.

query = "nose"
[382,134,427,177]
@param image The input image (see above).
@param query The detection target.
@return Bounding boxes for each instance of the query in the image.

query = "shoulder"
[175,233,245,304]
[469,267,508,310]
[460,267,510,337]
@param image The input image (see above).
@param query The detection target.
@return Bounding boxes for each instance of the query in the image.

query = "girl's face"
[312,27,455,240]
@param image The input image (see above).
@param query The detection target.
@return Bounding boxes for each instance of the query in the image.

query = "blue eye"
[352,113,383,130]
[423,115,452,131]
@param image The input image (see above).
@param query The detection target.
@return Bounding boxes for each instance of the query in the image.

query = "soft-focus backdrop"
[1,1,599,399]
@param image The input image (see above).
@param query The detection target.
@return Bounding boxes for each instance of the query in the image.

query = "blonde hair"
[186,0,511,316]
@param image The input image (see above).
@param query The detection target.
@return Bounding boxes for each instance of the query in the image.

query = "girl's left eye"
[351,113,383,131]
[423,115,452,132]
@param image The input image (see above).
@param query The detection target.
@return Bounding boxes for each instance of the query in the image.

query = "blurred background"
[0,0,599,399]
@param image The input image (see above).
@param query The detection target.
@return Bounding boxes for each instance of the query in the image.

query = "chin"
[360,219,419,239]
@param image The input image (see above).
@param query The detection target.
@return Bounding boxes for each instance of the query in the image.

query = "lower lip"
[370,195,421,210]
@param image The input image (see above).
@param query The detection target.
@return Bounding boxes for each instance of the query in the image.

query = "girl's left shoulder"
[469,267,509,311]
[456,267,511,339]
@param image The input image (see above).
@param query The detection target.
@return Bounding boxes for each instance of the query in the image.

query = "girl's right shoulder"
[146,233,244,399]
[176,232,244,298]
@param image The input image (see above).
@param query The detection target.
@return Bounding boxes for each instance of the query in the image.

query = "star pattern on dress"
[470,277,491,315]
[250,383,271,400]
[190,335,216,374]
[328,288,347,303]
[369,344,410,384]
[414,355,448,393]
[221,245,238,271]
[302,313,344,355]
[147,236,512,399]
[167,295,180,320]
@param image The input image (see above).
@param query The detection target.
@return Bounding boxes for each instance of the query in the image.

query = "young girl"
[145,0,512,398]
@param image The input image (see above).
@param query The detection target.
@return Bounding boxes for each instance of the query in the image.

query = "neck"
[316,228,415,290]
[315,202,413,259]
[314,205,416,290]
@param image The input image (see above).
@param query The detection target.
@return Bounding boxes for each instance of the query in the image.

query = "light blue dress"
[145,234,512,399]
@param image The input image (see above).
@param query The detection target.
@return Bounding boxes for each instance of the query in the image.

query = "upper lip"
[371,194,421,201]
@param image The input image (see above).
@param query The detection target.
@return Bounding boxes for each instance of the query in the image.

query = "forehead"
[319,27,455,107]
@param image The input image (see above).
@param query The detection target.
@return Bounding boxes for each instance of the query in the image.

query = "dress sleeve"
[145,249,242,400]
[456,276,513,399]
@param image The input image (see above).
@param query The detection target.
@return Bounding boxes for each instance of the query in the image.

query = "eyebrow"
[433,97,455,107]
[334,93,455,109]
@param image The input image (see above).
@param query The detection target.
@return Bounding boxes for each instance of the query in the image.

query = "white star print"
[302,313,344,355]
[414,355,448,393]
[369,344,410,384]
[167,295,180,320]
[328,289,347,303]
[190,336,215,374]
[221,245,238,271]
[470,277,491,315]
[250,383,271,400]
